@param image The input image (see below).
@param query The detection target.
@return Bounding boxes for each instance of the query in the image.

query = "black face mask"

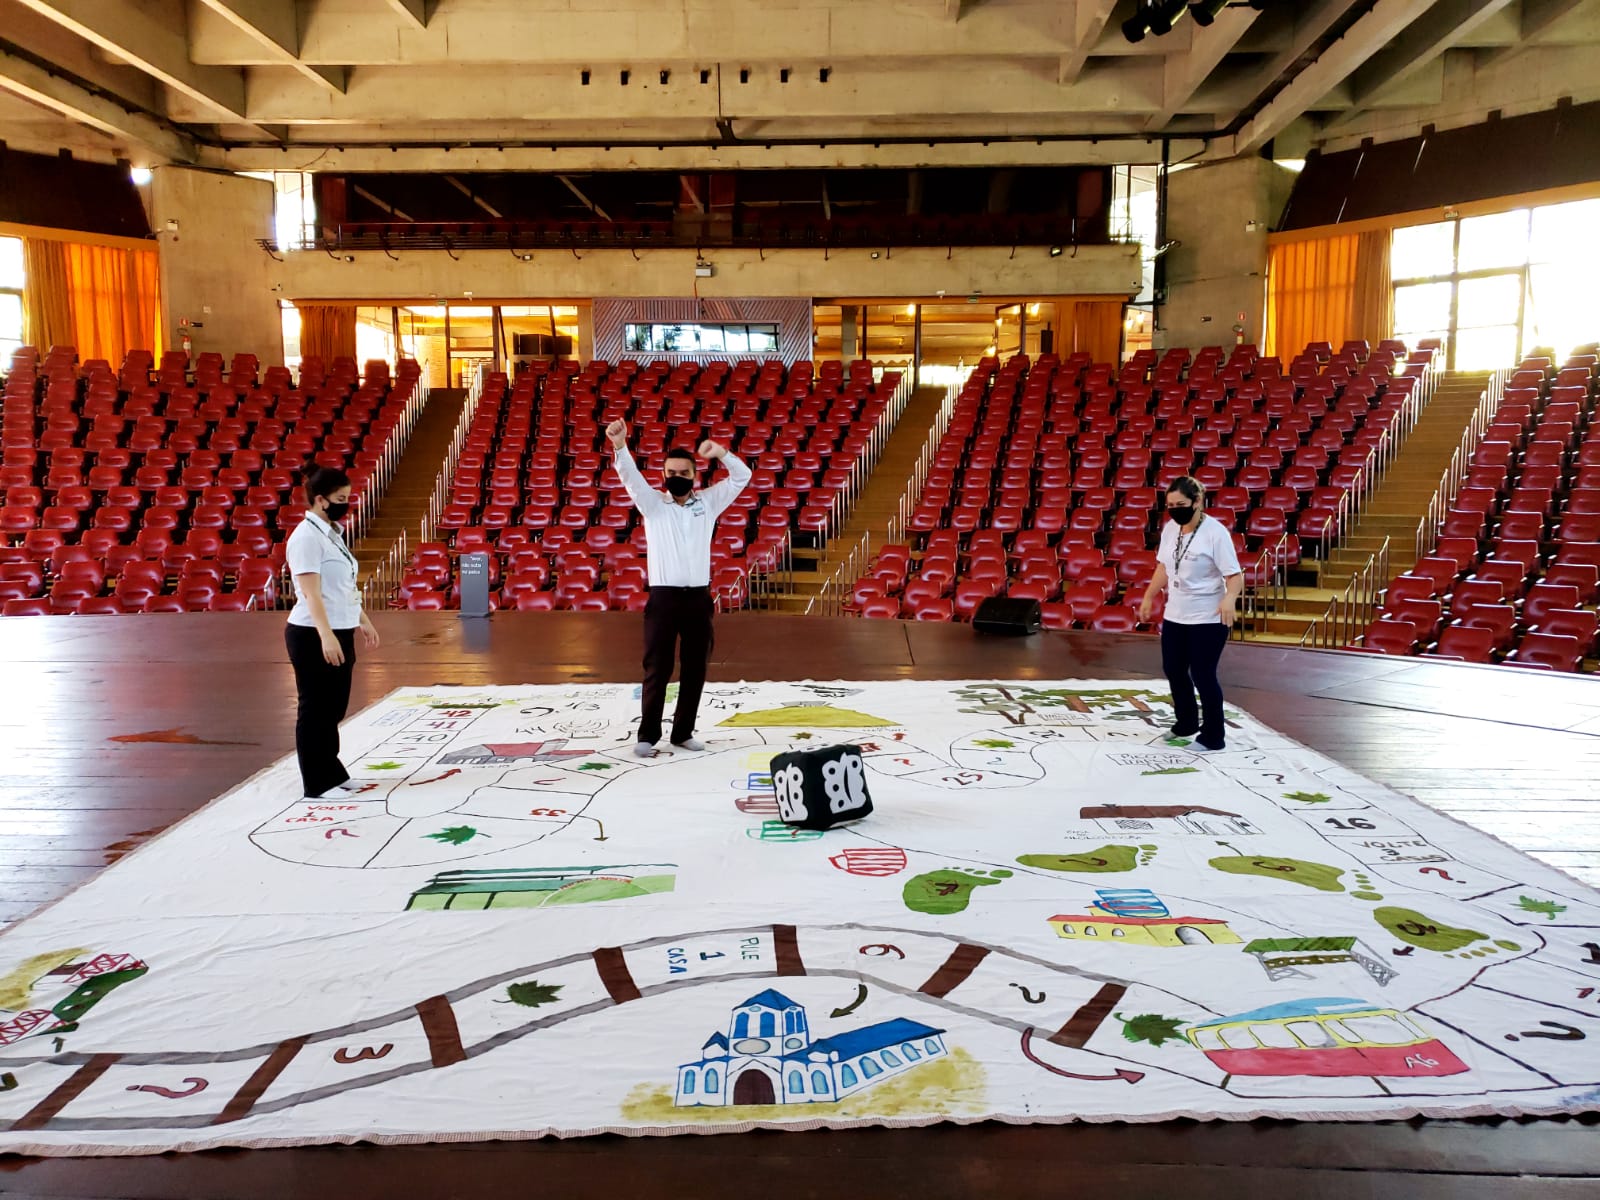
[1167,505,1196,527]
[323,500,351,522]
[664,475,694,498]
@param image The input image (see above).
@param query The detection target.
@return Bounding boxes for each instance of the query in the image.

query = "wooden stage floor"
[1,612,1597,1199]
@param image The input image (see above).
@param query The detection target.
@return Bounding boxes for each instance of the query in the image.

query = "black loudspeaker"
[770,744,874,830]
[1039,326,1054,354]
[973,596,1042,635]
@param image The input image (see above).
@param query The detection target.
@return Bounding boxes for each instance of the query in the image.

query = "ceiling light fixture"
[1188,0,1230,25]
[1123,0,1190,42]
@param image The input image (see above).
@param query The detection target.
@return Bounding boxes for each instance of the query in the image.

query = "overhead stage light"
[1048,245,1063,257]
[1188,0,1230,25]
[1123,0,1190,42]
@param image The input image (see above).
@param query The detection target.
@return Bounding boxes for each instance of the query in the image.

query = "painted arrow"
[410,769,463,787]
[1019,1028,1144,1083]
[831,984,869,1018]
[323,828,358,840]
[574,815,608,842]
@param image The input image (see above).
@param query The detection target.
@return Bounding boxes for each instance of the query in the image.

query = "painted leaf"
[973,738,1015,749]
[578,762,614,772]
[505,980,563,1007]
[426,825,486,846]
[1285,791,1332,804]
[1115,1012,1187,1048]
[1516,896,1568,920]
[366,761,404,771]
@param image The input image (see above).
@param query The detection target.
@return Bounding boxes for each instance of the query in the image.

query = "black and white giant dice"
[770,744,874,830]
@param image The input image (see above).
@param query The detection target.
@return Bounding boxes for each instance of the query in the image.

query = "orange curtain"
[1266,230,1394,357]
[1058,299,1126,363]
[1351,229,1393,346]
[298,304,357,362]
[20,238,73,353]
[20,236,161,362]
[1266,233,1359,358]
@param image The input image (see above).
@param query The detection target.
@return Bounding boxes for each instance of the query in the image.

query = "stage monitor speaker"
[973,596,1041,635]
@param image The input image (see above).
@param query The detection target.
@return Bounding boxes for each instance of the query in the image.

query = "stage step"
[353,388,469,575]
[1292,369,1492,625]
[756,384,951,612]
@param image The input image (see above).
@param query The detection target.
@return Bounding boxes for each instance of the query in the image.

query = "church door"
[732,1069,776,1105]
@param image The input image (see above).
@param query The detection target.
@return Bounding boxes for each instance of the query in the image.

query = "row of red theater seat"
[399,357,898,609]
[1,345,422,616]
[1354,347,1599,671]
[852,340,1426,623]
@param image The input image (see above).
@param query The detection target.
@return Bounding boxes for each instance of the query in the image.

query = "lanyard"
[1172,524,1198,583]
[308,514,358,574]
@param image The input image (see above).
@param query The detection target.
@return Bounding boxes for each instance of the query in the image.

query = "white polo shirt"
[613,445,752,587]
[286,510,364,629]
[1156,513,1243,625]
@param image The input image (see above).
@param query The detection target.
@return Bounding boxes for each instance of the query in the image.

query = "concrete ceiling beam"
[0,43,196,161]
[190,0,347,92]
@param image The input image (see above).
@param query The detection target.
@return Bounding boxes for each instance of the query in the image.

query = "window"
[1390,197,1600,369]
[811,1069,829,1093]
[1193,1028,1225,1051]
[734,1013,750,1039]
[1287,1020,1336,1049]
[902,1043,921,1061]
[682,1070,696,1095]
[623,322,781,354]
[1251,1022,1303,1050]
[785,1011,798,1035]
[759,1012,775,1037]
[1219,1026,1262,1050]
[839,1064,858,1088]
[0,236,23,362]
[787,1070,803,1094]
[881,1049,901,1067]
[859,1056,883,1078]
[923,1038,940,1054]
[1336,1014,1418,1046]
[704,1068,719,1091]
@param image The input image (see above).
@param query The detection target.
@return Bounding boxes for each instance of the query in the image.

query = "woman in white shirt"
[1138,476,1243,750]
[284,464,379,798]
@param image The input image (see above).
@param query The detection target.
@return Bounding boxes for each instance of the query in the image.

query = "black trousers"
[285,624,357,797]
[639,586,714,745]
[1160,619,1229,744]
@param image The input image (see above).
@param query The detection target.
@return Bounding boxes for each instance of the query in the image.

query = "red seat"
[1088,605,1138,633]
[1383,599,1442,641]
[1357,617,1420,656]
[407,591,446,610]
[1430,623,1496,663]
[1520,583,1581,628]
[1543,562,1599,604]
[1506,632,1584,672]
[2,598,51,616]
[859,596,901,619]
[1532,608,1598,655]
[1456,603,1517,650]
[906,596,954,621]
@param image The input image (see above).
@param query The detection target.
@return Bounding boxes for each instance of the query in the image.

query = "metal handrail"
[1234,532,1290,640]
[888,383,959,543]
[1413,366,1511,565]
[1299,536,1391,650]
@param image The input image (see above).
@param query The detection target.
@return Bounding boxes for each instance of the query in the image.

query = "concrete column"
[840,305,858,362]
[1158,157,1295,352]
[151,167,283,365]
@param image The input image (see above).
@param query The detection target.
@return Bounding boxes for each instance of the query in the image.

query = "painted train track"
[0,923,1220,1134]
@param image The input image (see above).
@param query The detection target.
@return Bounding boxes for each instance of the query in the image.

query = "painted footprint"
[903,867,1012,915]
[1375,906,1521,958]
[1017,845,1141,874]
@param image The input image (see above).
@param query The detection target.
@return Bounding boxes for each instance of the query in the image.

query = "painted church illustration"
[674,989,948,1108]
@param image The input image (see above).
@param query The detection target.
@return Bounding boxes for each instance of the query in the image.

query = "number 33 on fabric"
[769,744,874,830]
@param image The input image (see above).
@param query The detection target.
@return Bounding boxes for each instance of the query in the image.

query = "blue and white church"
[674,989,949,1108]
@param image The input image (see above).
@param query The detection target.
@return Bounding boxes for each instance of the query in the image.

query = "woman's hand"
[319,630,346,665]
[360,615,380,649]
[1137,593,1155,622]
[1218,600,1237,629]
